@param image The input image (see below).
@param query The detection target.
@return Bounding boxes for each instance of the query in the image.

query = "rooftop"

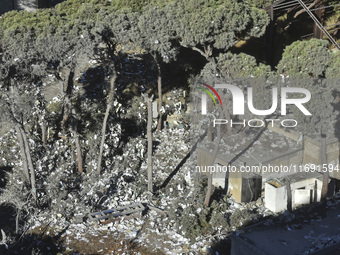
[231,197,340,255]
[198,127,302,167]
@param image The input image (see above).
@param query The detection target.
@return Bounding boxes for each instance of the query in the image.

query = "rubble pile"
[0,119,276,254]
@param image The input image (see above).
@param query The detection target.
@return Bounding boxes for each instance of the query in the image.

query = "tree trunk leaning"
[21,128,37,201]
[15,125,36,201]
[97,73,117,174]
[204,118,222,207]
[71,107,83,174]
[15,125,30,183]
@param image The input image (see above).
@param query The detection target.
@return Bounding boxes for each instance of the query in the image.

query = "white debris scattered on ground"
[0,80,274,254]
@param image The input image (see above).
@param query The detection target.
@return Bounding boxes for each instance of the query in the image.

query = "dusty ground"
[0,221,164,255]
[31,225,162,255]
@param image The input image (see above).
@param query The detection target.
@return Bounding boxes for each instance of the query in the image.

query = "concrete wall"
[228,171,243,202]
[325,139,340,179]
[290,178,322,209]
[303,137,321,165]
[197,125,340,206]
[212,163,228,188]
[303,137,340,180]
[197,148,213,175]
[228,171,262,203]
[265,182,287,213]
[268,123,340,181]
[264,178,322,213]
[268,124,340,181]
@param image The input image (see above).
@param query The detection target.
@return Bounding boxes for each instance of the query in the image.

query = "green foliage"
[199,52,272,80]
[217,52,272,78]
[46,101,63,114]
[277,39,331,78]
[0,9,64,37]
[179,206,212,242]
[209,199,230,228]
[248,6,272,38]
[134,2,180,62]
[229,208,253,229]
[109,0,153,12]
[246,0,276,8]
[326,51,340,78]
[0,0,132,39]
[286,78,338,134]
[55,0,107,16]
[55,0,152,15]
[276,40,340,134]
[175,0,270,52]
[322,0,340,14]
[0,0,270,64]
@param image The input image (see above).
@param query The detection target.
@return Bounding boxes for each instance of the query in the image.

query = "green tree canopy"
[200,52,272,80]
[326,51,340,78]
[174,0,270,61]
[246,0,276,9]
[134,1,180,63]
[277,39,331,78]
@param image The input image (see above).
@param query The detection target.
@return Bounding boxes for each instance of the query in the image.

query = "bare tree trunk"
[97,73,117,174]
[70,106,83,174]
[207,100,215,141]
[21,128,36,201]
[41,116,46,147]
[61,69,72,134]
[221,96,232,136]
[147,96,154,193]
[204,119,222,207]
[8,84,36,200]
[62,69,83,174]
[205,172,213,207]
[143,94,154,193]
[152,53,163,131]
[15,209,20,235]
[157,72,162,131]
[313,0,324,39]
[15,125,30,182]
[321,134,328,201]
[14,125,36,201]
[207,122,213,142]
[74,134,83,173]
[64,93,83,174]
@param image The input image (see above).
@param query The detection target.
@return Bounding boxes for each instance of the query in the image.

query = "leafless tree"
[143,94,154,193]
[97,72,117,174]
[204,106,223,207]
[0,83,37,201]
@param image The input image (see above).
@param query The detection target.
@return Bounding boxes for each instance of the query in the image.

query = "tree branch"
[294,0,318,18]
[192,46,209,59]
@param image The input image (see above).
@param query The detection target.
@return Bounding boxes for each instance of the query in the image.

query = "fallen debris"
[89,203,145,224]
[147,204,168,216]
